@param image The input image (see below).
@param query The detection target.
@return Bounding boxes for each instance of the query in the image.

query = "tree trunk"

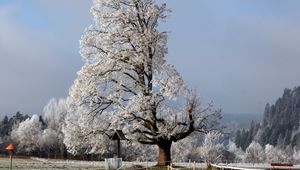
[157,141,172,166]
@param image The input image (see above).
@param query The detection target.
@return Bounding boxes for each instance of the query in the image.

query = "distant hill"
[234,87,300,150]
[259,87,300,147]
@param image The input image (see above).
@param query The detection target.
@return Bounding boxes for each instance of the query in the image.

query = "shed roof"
[111,130,126,140]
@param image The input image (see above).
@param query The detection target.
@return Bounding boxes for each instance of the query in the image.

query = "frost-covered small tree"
[39,129,59,158]
[265,144,287,163]
[293,148,300,164]
[198,131,224,166]
[43,98,67,158]
[64,0,221,166]
[227,140,244,162]
[244,141,265,163]
[11,115,43,154]
[172,135,199,162]
[44,98,67,131]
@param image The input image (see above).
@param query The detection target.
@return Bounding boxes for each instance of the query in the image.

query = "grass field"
[0,157,102,170]
[0,157,205,170]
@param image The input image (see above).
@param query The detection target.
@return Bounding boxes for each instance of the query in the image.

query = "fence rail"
[31,157,207,169]
[211,163,300,170]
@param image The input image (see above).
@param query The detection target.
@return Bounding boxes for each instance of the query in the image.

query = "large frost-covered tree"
[64,0,221,165]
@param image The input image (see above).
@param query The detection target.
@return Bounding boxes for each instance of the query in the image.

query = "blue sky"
[1,0,300,117]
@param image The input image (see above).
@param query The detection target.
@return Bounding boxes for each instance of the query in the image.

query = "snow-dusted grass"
[121,161,206,169]
[0,157,206,170]
[5,157,300,170]
[0,157,102,170]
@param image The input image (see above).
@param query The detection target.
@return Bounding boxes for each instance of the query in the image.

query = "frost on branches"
[244,141,265,163]
[42,98,67,158]
[198,131,224,166]
[64,0,221,165]
[11,115,43,154]
[227,140,244,162]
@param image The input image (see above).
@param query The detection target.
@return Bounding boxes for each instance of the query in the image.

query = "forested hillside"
[0,112,29,140]
[235,87,300,150]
